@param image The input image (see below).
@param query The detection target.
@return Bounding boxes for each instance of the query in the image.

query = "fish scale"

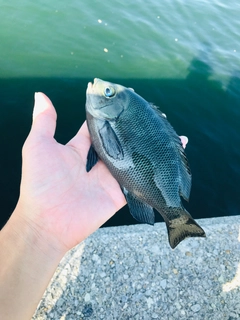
[111,95,184,209]
[85,78,206,248]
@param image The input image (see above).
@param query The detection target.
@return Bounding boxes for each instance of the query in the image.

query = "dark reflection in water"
[0,54,240,229]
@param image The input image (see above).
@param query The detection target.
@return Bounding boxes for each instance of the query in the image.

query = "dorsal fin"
[149,103,191,201]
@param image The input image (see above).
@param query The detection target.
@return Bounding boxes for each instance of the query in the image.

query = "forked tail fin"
[166,213,206,249]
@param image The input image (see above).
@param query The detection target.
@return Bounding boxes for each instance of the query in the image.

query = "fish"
[85,78,206,249]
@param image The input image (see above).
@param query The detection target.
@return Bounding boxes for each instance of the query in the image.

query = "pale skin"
[0,92,126,320]
[0,92,188,319]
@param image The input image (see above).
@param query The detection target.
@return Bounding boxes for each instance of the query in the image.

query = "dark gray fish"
[85,78,206,249]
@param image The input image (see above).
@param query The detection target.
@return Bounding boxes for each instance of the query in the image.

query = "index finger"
[67,121,91,148]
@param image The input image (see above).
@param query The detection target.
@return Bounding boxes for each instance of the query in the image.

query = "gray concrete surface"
[32,216,240,320]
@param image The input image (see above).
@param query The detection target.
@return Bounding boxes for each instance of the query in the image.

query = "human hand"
[180,136,188,149]
[0,93,189,320]
[15,93,188,255]
[16,93,126,254]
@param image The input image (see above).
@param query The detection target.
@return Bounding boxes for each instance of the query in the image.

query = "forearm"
[0,206,66,320]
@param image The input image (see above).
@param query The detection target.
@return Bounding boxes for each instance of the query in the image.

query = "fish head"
[86,78,131,121]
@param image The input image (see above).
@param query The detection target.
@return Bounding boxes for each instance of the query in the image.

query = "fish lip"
[87,81,93,93]
[87,78,101,93]
[93,78,100,84]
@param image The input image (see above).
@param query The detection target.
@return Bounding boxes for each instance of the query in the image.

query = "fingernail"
[33,92,48,120]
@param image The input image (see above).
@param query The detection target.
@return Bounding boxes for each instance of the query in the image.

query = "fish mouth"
[92,78,100,84]
[87,78,101,93]
[87,81,93,93]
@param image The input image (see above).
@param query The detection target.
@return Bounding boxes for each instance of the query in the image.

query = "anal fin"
[123,188,155,225]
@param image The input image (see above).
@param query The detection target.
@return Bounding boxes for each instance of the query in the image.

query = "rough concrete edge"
[32,215,240,320]
[90,215,240,237]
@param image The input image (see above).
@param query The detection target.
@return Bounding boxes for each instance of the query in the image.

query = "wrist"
[0,205,66,320]
[5,203,67,262]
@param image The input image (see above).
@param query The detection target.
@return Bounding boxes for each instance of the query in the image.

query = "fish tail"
[166,210,206,249]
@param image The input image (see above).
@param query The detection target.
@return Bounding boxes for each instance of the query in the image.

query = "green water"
[0,0,240,228]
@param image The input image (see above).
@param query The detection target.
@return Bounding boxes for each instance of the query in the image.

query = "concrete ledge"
[33,216,240,320]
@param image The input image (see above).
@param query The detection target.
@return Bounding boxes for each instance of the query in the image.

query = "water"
[0,0,239,229]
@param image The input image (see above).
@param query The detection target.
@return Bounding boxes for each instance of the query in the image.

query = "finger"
[31,92,57,138]
[78,121,90,138]
[179,136,188,149]
[67,121,91,148]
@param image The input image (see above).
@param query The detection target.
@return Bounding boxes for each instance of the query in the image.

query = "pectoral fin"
[123,188,155,225]
[86,144,99,172]
[99,121,124,160]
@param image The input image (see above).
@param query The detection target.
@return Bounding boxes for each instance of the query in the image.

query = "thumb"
[31,92,57,138]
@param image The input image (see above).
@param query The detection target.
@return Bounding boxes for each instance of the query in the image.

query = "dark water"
[0,1,240,229]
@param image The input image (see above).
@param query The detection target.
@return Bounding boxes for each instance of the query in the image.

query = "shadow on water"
[0,53,240,229]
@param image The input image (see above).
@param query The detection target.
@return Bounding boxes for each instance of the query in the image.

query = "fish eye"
[104,86,115,98]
